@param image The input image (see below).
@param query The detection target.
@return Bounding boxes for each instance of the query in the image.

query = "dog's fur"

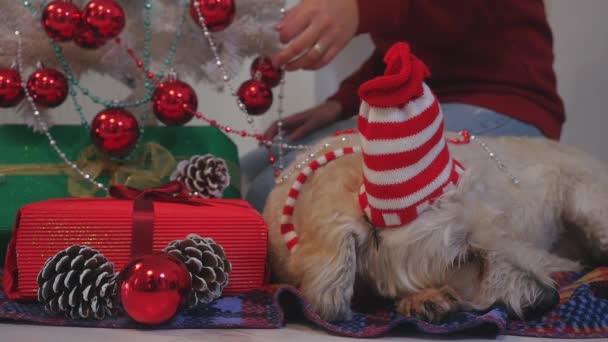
[263,132,608,322]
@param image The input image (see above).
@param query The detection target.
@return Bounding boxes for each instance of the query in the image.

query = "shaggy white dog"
[264,132,607,322]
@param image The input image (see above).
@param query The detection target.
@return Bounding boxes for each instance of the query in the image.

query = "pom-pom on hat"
[357,42,464,229]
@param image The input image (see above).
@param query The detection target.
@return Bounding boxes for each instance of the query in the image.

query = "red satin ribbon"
[109,181,203,257]
[109,181,250,258]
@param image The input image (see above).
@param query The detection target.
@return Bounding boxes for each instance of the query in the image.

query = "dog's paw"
[396,286,462,323]
[509,285,560,321]
[305,288,354,322]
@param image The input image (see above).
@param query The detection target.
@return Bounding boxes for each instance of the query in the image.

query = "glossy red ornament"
[119,252,191,325]
[83,0,126,39]
[0,67,25,108]
[26,67,68,108]
[190,0,236,32]
[152,77,198,126]
[42,0,82,42]
[251,56,283,88]
[237,79,273,115]
[90,107,140,157]
[74,24,107,49]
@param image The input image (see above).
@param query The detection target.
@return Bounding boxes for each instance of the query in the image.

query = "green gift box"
[0,125,242,263]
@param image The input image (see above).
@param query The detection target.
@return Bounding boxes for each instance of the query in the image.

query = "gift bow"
[109,180,202,205]
[108,181,248,257]
[69,142,177,197]
[109,181,198,258]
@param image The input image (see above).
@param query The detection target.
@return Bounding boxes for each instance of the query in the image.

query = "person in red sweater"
[242,0,565,212]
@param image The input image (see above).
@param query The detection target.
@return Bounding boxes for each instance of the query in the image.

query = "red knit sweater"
[328,0,565,139]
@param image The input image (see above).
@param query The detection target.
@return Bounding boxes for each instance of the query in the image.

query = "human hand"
[263,101,343,142]
[272,0,359,71]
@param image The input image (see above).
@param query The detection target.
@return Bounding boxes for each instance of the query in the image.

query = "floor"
[0,322,598,342]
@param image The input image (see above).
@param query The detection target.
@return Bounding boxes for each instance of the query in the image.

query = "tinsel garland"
[0,0,283,128]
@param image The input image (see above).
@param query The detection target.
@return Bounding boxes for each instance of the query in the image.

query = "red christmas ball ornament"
[152,76,198,126]
[190,0,236,32]
[26,66,68,108]
[119,252,191,325]
[0,67,25,108]
[74,24,107,49]
[42,0,82,42]
[251,56,283,88]
[237,79,273,115]
[90,107,140,157]
[83,0,126,39]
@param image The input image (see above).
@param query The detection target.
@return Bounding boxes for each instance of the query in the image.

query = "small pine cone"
[164,234,232,307]
[170,154,230,199]
[37,245,118,320]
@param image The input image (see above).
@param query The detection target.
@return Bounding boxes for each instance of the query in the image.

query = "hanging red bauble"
[90,107,140,157]
[119,252,191,325]
[237,79,273,115]
[0,67,25,108]
[190,0,236,32]
[251,56,283,88]
[74,24,107,49]
[152,76,198,126]
[83,0,126,39]
[41,0,82,42]
[26,66,68,108]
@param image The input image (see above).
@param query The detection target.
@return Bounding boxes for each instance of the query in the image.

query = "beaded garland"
[15,2,521,196]
[14,0,305,192]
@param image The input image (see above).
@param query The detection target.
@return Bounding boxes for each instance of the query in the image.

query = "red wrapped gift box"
[4,184,268,301]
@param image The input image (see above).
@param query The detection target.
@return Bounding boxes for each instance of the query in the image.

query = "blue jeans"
[241,104,544,212]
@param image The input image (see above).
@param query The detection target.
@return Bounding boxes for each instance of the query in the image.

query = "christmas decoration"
[3,0,285,112]
[191,0,236,32]
[357,42,463,229]
[8,1,298,190]
[251,56,283,88]
[0,66,25,108]
[36,245,118,320]
[237,79,273,115]
[73,24,107,49]
[164,234,232,307]
[170,155,230,198]
[119,252,191,325]
[83,0,126,39]
[26,66,69,108]
[90,107,140,158]
[41,0,82,42]
[6,185,267,302]
[152,75,198,126]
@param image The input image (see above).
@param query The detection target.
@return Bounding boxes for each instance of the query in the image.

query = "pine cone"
[170,154,230,198]
[37,245,118,320]
[164,234,232,307]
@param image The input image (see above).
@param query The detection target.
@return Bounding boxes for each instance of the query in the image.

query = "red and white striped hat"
[357,42,464,229]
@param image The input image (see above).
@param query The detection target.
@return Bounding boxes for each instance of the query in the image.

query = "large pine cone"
[170,154,230,198]
[164,234,232,307]
[37,245,118,320]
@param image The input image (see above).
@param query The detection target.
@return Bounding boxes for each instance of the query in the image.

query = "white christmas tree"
[0,0,284,129]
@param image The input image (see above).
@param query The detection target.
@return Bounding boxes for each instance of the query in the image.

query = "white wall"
[546,0,608,161]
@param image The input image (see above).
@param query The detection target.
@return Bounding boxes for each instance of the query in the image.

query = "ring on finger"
[313,42,325,55]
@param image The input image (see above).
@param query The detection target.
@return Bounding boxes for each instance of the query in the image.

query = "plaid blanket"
[1,268,607,338]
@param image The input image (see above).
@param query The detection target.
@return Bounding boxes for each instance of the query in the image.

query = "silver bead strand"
[15,30,108,192]
[191,1,252,123]
[470,135,520,185]
[276,3,287,170]
[275,138,351,184]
